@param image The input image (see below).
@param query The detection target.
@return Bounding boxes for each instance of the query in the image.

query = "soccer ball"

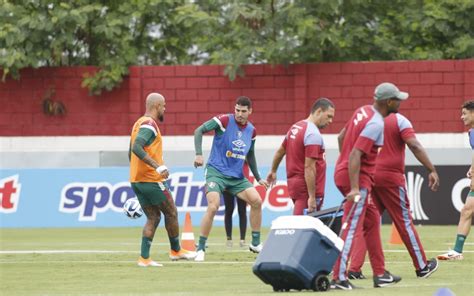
[123,198,143,219]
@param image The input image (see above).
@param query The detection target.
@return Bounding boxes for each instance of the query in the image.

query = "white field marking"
[0,249,472,255]
[0,250,136,254]
[444,242,474,245]
[0,260,255,265]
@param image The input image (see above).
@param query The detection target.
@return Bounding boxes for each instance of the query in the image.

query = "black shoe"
[348,270,366,280]
[416,258,439,278]
[373,270,402,288]
[330,280,357,290]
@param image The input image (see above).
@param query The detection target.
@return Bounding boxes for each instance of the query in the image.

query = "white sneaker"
[239,240,246,248]
[137,256,163,267]
[194,250,205,262]
[226,240,233,248]
[249,243,263,253]
[437,250,463,261]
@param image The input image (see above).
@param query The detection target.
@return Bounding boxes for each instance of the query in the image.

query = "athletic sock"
[453,234,467,253]
[251,231,260,246]
[141,236,152,259]
[169,235,181,252]
[197,236,207,251]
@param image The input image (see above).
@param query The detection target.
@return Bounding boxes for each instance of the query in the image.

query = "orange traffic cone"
[181,212,196,251]
[389,223,403,245]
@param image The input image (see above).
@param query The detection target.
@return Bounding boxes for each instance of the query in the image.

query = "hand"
[258,179,269,190]
[346,189,360,202]
[307,197,317,213]
[428,171,440,192]
[266,171,277,187]
[194,155,204,168]
[160,169,170,180]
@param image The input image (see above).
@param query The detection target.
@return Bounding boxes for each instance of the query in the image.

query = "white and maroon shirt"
[374,113,416,187]
[282,119,326,198]
[335,105,384,189]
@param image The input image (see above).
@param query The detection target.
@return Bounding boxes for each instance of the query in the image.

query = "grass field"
[0,225,472,296]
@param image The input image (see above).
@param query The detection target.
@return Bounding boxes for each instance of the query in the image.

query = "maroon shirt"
[335,105,384,189]
[282,120,326,198]
[374,113,415,187]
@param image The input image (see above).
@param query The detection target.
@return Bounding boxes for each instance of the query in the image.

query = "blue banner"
[0,167,343,228]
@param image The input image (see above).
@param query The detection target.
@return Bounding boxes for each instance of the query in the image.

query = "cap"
[373,82,409,101]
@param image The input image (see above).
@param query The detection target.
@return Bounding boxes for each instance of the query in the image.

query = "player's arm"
[337,127,347,153]
[193,118,221,167]
[267,144,286,185]
[247,140,268,188]
[304,157,317,213]
[405,137,439,191]
[347,148,363,201]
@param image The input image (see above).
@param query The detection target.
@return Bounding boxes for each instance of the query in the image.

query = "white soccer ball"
[123,198,143,219]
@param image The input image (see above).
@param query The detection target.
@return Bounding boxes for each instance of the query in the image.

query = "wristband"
[156,165,168,174]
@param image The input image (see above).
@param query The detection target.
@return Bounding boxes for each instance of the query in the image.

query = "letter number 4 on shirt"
[353,107,368,126]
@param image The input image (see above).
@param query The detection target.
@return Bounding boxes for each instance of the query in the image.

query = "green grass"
[0,225,472,295]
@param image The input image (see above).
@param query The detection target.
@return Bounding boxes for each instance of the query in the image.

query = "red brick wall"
[1,59,473,136]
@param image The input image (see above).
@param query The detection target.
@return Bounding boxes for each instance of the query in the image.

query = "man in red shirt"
[348,112,440,280]
[331,82,407,290]
[266,98,335,215]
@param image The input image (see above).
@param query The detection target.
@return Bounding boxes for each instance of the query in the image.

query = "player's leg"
[234,182,263,252]
[223,191,235,247]
[131,183,163,267]
[348,227,367,279]
[380,186,437,276]
[139,182,196,260]
[365,190,401,287]
[439,193,474,260]
[292,198,307,215]
[331,185,368,290]
[236,197,248,246]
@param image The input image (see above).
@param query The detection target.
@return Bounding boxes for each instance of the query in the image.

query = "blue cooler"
[252,216,343,292]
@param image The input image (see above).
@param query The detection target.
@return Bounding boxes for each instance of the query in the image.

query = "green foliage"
[1,0,473,94]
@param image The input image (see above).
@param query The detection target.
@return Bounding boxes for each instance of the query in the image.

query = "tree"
[1,0,473,94]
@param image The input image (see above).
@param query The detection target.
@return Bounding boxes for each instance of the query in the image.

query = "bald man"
[129,92,196,267]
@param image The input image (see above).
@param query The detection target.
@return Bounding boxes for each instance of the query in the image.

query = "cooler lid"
[271,215,344,251]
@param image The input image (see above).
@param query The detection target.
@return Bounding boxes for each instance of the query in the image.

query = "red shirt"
[282,120,326,198]
[335,105,384,189]
[374,113,415,187]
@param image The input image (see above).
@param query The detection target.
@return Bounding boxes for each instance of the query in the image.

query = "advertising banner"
[1,166,470,228]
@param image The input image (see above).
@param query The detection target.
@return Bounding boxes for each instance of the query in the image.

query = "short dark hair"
[462,100,474,111]
[311,97,334,114]
[236,96,252,108]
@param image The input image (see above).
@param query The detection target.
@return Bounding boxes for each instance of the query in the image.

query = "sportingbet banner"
[1,166,470,228]
[0,166,344,228]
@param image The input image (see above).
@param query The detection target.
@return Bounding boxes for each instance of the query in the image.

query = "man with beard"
[129,92,196,267]
[266,98,335,214]
[193,96,269,262]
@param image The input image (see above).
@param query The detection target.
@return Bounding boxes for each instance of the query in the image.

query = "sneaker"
[348,271,366,280]
[330,280,357,290]
[373,270,402,288]
[194,250,205,262]
[137,256,163,267]
[437,250,463,261]
[239,240,246,248]
[226,240,233,248]
[416,258,439,278]
[169,248,197,260]
[249,243,263,253]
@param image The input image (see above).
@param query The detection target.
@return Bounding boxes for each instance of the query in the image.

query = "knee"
[249,197,262,209]
[460,206,473,219]
[207,203,220,214]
